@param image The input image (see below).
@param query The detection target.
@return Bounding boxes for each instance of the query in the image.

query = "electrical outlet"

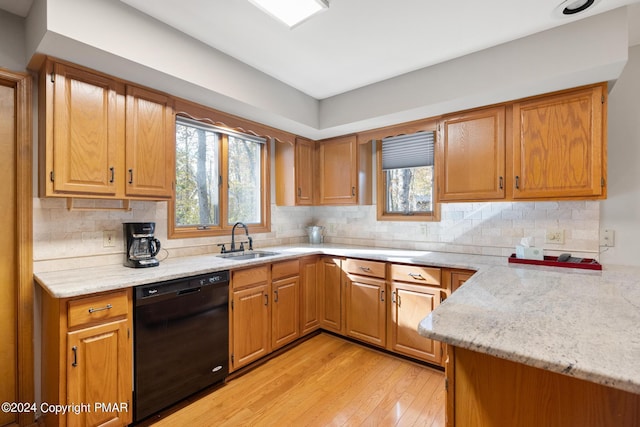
[545,229,564,244]
[600,229,615,247]
[103,231,116,247]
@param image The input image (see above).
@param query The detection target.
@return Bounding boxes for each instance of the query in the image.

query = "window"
[169,114,270,238]
[377,130,440,221]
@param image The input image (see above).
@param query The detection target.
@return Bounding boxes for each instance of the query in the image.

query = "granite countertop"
[34,244,640,395]
[418,262,640,395]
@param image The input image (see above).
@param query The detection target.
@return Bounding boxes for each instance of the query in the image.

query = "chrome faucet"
[230,222,253,253]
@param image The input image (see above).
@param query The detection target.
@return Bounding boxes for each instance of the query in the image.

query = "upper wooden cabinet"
[125,85,175,199]
[512,84,606,199]
[318,135,372,205]
[275,137,316,206]
[436,83,607,203]
[41,61,124,197]
[438,106,506,201]
[38,59,173,200]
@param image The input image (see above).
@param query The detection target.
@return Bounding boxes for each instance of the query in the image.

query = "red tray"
[508,254,602,270]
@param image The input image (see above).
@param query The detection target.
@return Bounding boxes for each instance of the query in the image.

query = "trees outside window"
[170,116,269,238]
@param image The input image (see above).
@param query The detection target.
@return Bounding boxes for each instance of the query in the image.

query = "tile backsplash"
[33,197,599,273]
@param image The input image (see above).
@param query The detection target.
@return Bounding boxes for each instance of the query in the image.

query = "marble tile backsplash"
[33,197,600,272]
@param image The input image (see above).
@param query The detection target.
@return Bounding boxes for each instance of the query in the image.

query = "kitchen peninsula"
[418,259,640,426]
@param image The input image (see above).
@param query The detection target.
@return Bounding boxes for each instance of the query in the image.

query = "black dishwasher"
[134,270,229,423]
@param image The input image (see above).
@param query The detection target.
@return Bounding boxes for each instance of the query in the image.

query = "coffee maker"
[123,222,161,268]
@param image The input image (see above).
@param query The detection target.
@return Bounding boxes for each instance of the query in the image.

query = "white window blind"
[381,131,435,170]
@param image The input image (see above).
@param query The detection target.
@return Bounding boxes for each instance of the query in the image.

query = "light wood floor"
[144,333,445,426]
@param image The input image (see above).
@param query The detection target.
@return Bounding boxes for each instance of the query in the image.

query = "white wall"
[0,9,26,70]
[600,44,640,266]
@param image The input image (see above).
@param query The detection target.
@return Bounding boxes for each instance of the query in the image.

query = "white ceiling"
[2,0,640,99]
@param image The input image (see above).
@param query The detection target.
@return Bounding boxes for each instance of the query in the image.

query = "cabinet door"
[125,85,174,199]
[345,275,386,347]
[300,257,320,335]
[295,137,315,205]
[439,106,505,201]
[319,135,357,205]
[451,271,474,293]
[51,62,123,196]
[319,257,344,333]
[389,282,442,364]
[513,85,605,199]
[67,319,132,427]
[272,276,300,350]
[231,284,270,369]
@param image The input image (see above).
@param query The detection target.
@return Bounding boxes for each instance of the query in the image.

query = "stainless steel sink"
[216,250,280,260]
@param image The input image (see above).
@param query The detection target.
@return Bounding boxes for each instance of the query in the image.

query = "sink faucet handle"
[248,236,253,251]
[217,243,227,254]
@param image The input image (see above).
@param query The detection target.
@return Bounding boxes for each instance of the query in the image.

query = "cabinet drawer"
[344,258,386,279]
[67,290,129,328]
[272,259,300,281]
[232,265,269,289]
[390,264,441,287]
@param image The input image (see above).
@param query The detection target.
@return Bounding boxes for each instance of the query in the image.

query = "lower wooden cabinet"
[231,282,270,370]
[319,257,344,333]
[446,346,640,427]
[41,289,133,427]
[299,256,321,335]
[344,259,387,347]
[271,260,301,350]
[230,260,301,371]
[388,282,442,364]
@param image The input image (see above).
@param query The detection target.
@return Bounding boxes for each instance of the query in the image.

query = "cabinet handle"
[264,294,268,306]
[109,167,115,183]
[297,188,301,197]
[397,294,402,308]
[515,175,520,190]
[351,186,356,197]
[359,266,371,273]
[274,290,279,303]
[499,176,503,190]
[380,290,385,302]
[128,169,134,184]
[72,346,78,367]
[88,304,112,314]
[408,272,425,280]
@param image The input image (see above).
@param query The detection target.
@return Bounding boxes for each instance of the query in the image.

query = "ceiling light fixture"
[248,0,328,28]
[555,0,600,16]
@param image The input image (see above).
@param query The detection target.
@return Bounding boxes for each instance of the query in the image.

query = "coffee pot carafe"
[123,222,161,268]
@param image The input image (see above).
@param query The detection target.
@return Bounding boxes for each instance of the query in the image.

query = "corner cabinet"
[275,137,316,206]
[38,58,174,200]
[318,135,372,205]
[41,289,133,427]
[513,84,606,199]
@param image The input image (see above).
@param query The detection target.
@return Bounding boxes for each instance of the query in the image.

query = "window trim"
[373,118,441,222]
[168,103,271,239]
